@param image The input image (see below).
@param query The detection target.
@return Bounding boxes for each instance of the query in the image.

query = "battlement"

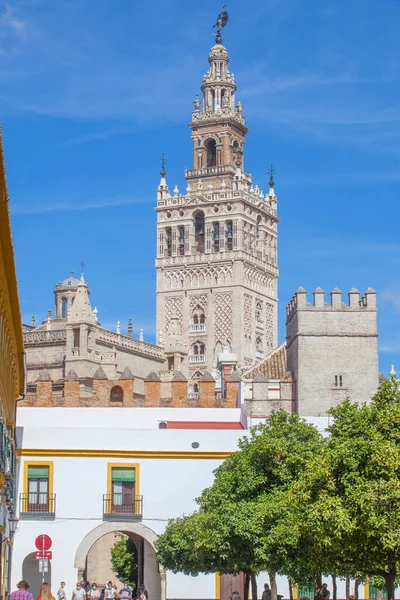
[286,286,377,322]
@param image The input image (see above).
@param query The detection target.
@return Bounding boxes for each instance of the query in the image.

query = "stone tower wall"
[286,287,378,416]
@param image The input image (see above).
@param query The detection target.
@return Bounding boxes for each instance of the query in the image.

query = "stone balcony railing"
[156,187,277,218]
[189,354,207,364]
[185,165,237,179]
[189,324,206,334]
[188,392,199,400]
[24,329,67,345]
[97,328,163,360]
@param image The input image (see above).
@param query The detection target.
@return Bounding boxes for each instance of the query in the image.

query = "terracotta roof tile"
[243,343,287,380]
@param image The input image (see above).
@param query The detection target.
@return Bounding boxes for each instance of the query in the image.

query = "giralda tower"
[155,12,279,387]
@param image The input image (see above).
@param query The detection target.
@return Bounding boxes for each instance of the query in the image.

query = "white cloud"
[11,196,145,215]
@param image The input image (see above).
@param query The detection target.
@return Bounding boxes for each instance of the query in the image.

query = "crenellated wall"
[286,287,379,415]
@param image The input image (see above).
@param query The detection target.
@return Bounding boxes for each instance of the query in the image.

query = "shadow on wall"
[22,552,52,597]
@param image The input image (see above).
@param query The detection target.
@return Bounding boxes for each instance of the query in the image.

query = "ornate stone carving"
[244,294,252,342]
[214,292,233,344]
[165,297,183,333]
[265,303,275,350]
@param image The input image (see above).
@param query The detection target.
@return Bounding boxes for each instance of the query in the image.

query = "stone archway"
[74,522,166,600]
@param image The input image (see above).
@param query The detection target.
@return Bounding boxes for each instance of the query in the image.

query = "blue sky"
[1,0,400,375]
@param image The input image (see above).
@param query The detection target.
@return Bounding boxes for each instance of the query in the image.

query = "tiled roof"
[243,342,287,380]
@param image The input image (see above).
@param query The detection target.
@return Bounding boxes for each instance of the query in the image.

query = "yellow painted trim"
[292,585,298,600]
[107,463,140,497]
[215,573,221,600]
[17,449,232,460]
[364,584,370,600]
[23,460,54,496]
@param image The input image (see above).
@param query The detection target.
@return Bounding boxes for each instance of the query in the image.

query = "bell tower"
[155,12,279,388]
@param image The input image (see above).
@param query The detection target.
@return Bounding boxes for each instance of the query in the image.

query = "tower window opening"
[61,297,68,319]
[226,221,233,250]
[213,222,220,251]
[335,375,343,387]
[194,211,205,253]
[166,227,172,257]
[221,89,226,107]
[205,139,217,168]
[178,226,185,255]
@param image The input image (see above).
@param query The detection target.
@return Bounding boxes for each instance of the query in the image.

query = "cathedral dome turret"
[54,271,81,319]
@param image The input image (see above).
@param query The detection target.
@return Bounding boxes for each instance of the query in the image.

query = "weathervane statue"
[213,5,228,44]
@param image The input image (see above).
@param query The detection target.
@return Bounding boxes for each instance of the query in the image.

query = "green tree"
[110,536,138,590]
[156,411,324,600]
[286,377,400,600]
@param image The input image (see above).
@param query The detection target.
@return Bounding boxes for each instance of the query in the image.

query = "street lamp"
[8,517,19,538]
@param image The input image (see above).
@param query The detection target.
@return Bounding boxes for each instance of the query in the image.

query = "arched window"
[110,386,124,403]
[61,297,68,319]
[205,139,217,167]
[191,305,206,333]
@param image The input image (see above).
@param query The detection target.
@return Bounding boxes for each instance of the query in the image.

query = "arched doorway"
[22,552,52,597]
[74,522,165,600]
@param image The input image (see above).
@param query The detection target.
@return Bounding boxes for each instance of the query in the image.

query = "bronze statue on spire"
[213,6,228,44]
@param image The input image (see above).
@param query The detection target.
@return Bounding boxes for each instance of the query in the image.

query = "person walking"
[262,584,271,600]
[72,582,86,600]
[36,583,56,600]
[57,583,67,600]
[9,581,35,600]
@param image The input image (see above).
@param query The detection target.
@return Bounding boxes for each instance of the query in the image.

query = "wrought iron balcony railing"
[103,494,143,520]
[19,493,56,519]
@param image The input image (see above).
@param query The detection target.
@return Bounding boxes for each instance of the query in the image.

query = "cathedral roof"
[243,343,287,381]
[56,272,80,289]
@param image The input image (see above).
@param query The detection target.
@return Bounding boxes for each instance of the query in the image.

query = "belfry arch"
[74,522,166,600]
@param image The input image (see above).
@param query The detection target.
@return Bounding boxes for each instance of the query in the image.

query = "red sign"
[35,551,52,560]
[35,535,52,551]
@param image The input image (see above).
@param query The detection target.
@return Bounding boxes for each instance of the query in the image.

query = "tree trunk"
[354,579,360,600]
[250,572,258,600]
[244,573,250,600]
[332,576,337,600]
[345,578,350,600]
[269,572,278,600]
[288,580,293,600]
[384,573,396,600]
[314,574,322,599]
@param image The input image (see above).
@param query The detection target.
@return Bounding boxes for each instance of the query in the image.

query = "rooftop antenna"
[213,5,228,44]
[80,259,85,276]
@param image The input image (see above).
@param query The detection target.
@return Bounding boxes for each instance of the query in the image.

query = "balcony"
[189,354,207,364]
[103,494,143,521]
[189,324,206,334]
[19,493,56,520]
[188,392,199,400]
